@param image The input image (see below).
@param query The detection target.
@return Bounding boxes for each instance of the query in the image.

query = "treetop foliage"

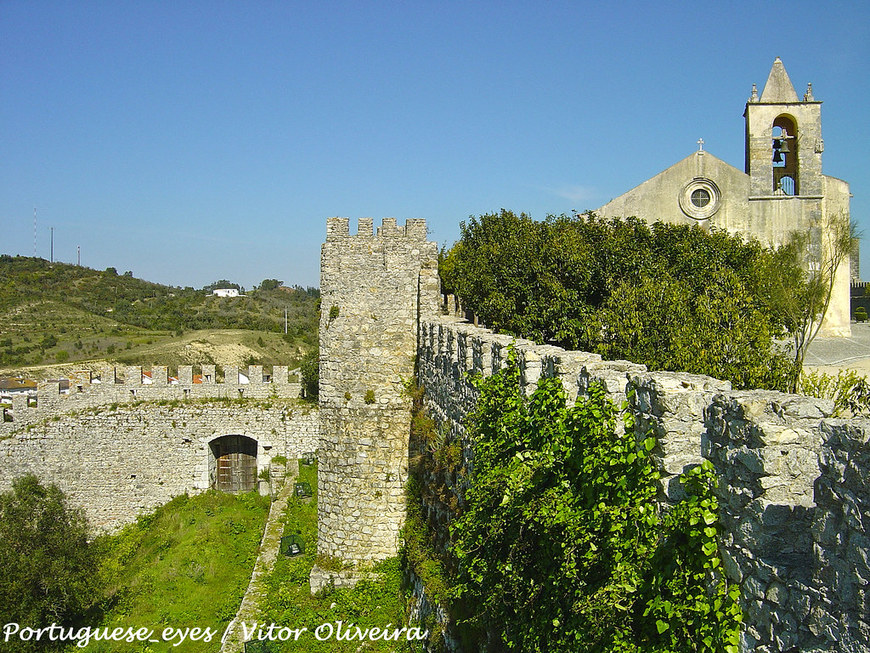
[0,475,102,651]
[440,210,801,391]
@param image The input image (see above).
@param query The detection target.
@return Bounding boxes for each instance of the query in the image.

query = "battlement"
[0,364,303,430]
[325,217,429,242]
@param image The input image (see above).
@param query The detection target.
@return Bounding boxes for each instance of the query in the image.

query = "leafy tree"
[0,475,102,651]
[300,347,319,399]
[760,212,855,390]
[441,211,798,391]
[258,278,282,291]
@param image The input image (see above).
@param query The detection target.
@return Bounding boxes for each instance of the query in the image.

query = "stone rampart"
[0,364,301,436]
[0,400,318,530]
[417,315,870,652]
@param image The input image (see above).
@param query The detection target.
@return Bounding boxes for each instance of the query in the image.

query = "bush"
[855,307,867,322]
[300,348,319,399]
[0,475,102,651]
[441,211,798,391]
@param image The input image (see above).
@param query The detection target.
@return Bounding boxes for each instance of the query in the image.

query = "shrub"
[0,475,102,650]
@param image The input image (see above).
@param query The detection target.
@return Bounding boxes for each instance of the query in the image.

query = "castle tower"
[317,217,439,564]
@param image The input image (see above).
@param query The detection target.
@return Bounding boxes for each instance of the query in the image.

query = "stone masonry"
[416,315,869,652]
[0,367,317,530]
[316,217,439,564]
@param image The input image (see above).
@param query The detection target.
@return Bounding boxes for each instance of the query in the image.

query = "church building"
[597,58,852,336]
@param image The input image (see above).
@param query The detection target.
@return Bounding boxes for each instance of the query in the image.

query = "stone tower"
[744,57,851,335]
[317,217,439,564]
[744,56,824,199]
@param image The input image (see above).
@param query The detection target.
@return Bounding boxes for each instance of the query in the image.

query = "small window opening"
[691,189,711,208]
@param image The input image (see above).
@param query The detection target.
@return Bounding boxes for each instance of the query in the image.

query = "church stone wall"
[0,401,318,530]
[416,315,869,652]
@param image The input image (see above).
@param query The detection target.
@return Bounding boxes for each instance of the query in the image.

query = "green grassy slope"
[86,491,271,653]
[0,255,318,373]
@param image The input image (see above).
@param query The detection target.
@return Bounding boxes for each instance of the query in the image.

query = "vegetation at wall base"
[88,490,271,652]
[440,210,806,391]
[448,355,741,652]
[258,463,419,652]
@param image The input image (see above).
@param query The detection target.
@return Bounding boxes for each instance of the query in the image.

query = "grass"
[75,463,422,653]
[255,463,423,652]
[83,490,271,652]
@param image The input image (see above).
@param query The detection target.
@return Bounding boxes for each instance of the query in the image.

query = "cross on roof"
[697,138,705,152]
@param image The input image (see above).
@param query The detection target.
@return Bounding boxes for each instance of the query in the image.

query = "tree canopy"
[440,210,800,391]
[0,475,102,651]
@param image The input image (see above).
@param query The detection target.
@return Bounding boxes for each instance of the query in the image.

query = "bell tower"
[745,57,824,198]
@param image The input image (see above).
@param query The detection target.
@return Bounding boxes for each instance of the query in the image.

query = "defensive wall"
[0,365,316,530]
[414,315,869,652]
[0,364,302,430]
[316,217,866,649]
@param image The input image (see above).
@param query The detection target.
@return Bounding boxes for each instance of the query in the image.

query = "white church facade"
[597,58,852,336]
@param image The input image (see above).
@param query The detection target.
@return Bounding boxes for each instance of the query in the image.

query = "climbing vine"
[450,355,741,652]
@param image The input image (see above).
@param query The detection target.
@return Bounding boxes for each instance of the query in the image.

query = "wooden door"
[212,435,257,492]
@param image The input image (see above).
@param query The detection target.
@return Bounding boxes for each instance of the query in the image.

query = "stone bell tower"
[744,58,851,336]
[745,56,824,199]
[316,217,439,565]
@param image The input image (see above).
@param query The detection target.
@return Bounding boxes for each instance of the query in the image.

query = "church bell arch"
[772,114,798,195]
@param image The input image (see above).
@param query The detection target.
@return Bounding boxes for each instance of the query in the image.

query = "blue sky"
[1,1,868,290]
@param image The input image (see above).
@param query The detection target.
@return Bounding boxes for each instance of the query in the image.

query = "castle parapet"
[325,217,431,243]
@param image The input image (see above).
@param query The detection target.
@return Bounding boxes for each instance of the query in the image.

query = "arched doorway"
[209,435,257,492]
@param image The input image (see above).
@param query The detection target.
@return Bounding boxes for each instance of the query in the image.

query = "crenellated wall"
[0,400,318,530]
[1,364,301,435]
[416,315,870,652]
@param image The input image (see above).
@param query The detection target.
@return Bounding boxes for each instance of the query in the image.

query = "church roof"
[760,57,799,102]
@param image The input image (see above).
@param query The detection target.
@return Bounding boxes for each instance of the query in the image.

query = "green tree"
[258,278,282,291]
[761,212,855,390]
[0,475,102,651]
[300,347,319,399]
[441,211,798,391]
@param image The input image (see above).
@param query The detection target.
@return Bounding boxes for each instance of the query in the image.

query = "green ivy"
[450,354,741,652]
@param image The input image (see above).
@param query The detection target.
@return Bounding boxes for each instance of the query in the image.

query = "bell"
[773,150,784,163]
[779,139,790,153]
[773,139,783,150]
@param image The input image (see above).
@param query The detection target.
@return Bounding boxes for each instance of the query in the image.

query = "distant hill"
[0,255,319,373]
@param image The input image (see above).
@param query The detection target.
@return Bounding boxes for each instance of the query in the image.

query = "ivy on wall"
[448,355,742,652]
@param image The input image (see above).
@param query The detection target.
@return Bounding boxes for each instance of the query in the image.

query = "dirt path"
[220,464,299,653]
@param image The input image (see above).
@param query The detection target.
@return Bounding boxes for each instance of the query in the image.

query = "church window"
[691,188,711,208]
[679,178,721,221]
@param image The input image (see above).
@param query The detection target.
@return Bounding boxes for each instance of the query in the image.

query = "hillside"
[0,255,319,374]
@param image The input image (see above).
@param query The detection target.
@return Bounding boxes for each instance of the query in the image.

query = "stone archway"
[209,435,257,493]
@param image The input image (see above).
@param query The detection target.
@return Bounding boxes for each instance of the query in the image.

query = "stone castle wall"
[416,315,869,652]
[0,400,318,530]
[317,217,439,563]
[1,364,302,435]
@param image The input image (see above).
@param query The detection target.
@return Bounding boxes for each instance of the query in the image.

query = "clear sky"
[1,1,868,290]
